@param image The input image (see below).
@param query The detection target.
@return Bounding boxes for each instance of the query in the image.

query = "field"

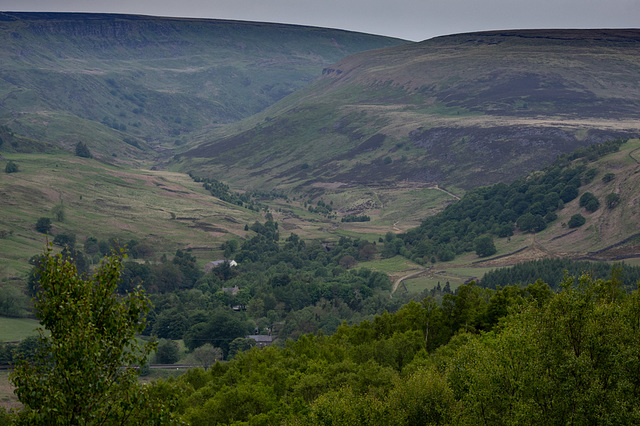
[0,152,264,279]
[0,318,40,343]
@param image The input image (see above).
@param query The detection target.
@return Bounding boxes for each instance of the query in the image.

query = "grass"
[358,255,423,275]
[0,371,20,411]
[0,152,263,279]
[0,317,40,342]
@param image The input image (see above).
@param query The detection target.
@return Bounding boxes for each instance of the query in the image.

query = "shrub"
[602,172,615,183]
[606,193,621,209]
[579,192,600,212]
[75,141,92,158]
[35,217,52,234]
[5,160,19,173]
[568,214,586,228]
[155,339,180,364]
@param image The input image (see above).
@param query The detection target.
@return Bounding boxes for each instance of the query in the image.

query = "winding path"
[390,269,427,297]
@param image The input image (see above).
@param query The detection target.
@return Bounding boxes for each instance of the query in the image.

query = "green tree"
[10,245,167,424]
[606,192,621,209]
[602,172,615,183]
[5,160,18,173]
[156,339,180,364]
[516,213,546,233]
[450,274,640,424]
[474,235,497,258]
[51,203,65,222]
[35,217,51,234]
[568,213,586,228]
[75,141,92,158]
[579,192,600,212]
[192,343,223,370]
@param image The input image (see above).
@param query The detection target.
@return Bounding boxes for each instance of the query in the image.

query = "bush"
[606,193,621,209]
[5,160,18,173]
[602,172,615,183]
[579,192,600,212]
[155,339,180,364]
[475,236,497,258]
[35,217,52,234]
[53,233,76,248]
[568,214,586,228]
[75,141,92,158]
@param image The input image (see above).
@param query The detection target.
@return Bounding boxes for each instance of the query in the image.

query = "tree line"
[144,269,640,424]
[396,138,627,264]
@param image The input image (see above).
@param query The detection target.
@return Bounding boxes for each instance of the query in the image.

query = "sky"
[0,0,638,41]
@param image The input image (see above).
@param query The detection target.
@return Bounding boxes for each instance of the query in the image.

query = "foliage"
[192,344,223,370]
[474,235,496,257]
[193,175,287,212]
[480,259,640,292]
[165,270,640,424]
[34,217,51,234]
[5,160,18,173]
[0,286,29,317]
[156,338,180,364]
[51,203,65,222]
[52,232,75,248]
[341,214,371,222]
[447,273,640,424]
[606,192,621,209]
[568,213,586,228]
[9,245,174,424]
[579,191,600,212]
[397,138,628,264]
[74,141,92,158]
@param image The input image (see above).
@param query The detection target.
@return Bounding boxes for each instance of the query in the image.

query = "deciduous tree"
[10,245,171,424]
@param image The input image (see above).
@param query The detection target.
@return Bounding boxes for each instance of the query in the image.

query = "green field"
[0,317,40,342]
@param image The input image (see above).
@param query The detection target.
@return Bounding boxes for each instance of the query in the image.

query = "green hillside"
[0,150,263,280]
[178,29,640,194]
[0,12,407,160]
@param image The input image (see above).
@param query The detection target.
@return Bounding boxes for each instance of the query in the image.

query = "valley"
[1,13,640,422]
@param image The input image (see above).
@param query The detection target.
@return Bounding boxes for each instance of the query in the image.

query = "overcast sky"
[1,0,638,41]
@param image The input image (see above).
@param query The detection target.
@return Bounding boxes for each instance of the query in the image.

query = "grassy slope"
[178,29,640,195]
[394,139,640,295]
[0,150,264,280]
[0,12,407,160]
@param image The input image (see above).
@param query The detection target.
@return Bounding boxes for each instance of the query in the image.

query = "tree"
[606,193,621,209]
[35,217,51,234]
[516,213,546,233]
[579,192,600,212]
[450,274,640,424]
[339,255,357,269]
[227,337,256,359]
[568,213,586,228]
[10,245,167,424]
[156,339,180,364]
[51,203,65,222]
[75,141,92,158]
[52,233,75,248]
[5,160,18,173]
[474,235,496,258]
[192,343,223,370]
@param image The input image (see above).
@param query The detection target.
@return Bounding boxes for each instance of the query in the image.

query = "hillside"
[178,29,640,195]
[0,151,264,279]
[0,12,407,161]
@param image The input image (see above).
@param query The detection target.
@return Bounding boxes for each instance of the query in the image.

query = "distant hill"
[178,29,640,192]
[0,12,407,160]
